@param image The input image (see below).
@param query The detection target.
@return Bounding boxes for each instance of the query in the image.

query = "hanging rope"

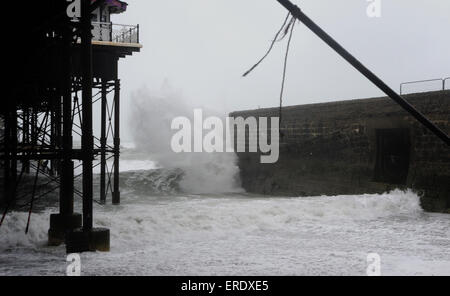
[279,17,296,137]
[242,13,297,139]
[242,12,291,77]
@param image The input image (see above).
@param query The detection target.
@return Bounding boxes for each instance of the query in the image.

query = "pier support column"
[48,25,81,246]
[65,0,109,253]
[23,108,30,174]
[112,79,120,205]
[81,0,94,233]
[3,109,11,205]
[50,97,56,176]
[3,108,18,206]
[9,110,17,205]
[50,92,62,176]
[100,81,107,204]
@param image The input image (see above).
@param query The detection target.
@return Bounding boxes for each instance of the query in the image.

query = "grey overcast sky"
[111,0,450,141]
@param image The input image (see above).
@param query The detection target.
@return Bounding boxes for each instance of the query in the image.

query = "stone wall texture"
[230,90,450,213]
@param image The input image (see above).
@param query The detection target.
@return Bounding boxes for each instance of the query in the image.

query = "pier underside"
[1,0,140,252]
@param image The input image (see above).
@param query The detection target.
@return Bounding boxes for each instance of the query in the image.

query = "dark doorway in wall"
[374,128,411,185]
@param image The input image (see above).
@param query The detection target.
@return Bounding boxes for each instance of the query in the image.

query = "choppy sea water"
[0,147,449,276]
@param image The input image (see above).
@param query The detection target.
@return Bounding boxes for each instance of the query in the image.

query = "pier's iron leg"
[113,79,121,205]
[10,110,17,205]
[3,109,11,204]
[23,108,30,174]
[48,26,81,246]
[65,0,109,253]
[81,0,94,232]
[100,81,107,204]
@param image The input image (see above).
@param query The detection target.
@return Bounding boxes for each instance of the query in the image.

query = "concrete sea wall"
[231,91,450,213]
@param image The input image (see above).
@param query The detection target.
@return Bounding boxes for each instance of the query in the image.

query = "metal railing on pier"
[400,78,449,95]
[92,22,140,44]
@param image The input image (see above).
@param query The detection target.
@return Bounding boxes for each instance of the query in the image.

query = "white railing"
[92,22,139,44]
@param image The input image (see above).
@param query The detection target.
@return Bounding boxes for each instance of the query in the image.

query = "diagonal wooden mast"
[276,0,449,146]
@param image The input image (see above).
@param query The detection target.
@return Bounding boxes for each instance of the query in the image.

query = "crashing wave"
[119,168,185,195]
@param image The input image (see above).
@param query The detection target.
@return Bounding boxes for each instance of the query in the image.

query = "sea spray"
[0,210,51,251]
[128,86,242,194]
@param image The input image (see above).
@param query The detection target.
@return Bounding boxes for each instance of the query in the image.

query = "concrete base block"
[66,228,110,253]
[112,191,121,205]
[48,213,82,246]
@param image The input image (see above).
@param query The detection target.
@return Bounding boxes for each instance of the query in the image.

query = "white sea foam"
[0,190,426,252]
[3,189,449,276]
[0,210,51,252]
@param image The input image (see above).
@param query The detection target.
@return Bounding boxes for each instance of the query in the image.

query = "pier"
[0,0,141,252]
